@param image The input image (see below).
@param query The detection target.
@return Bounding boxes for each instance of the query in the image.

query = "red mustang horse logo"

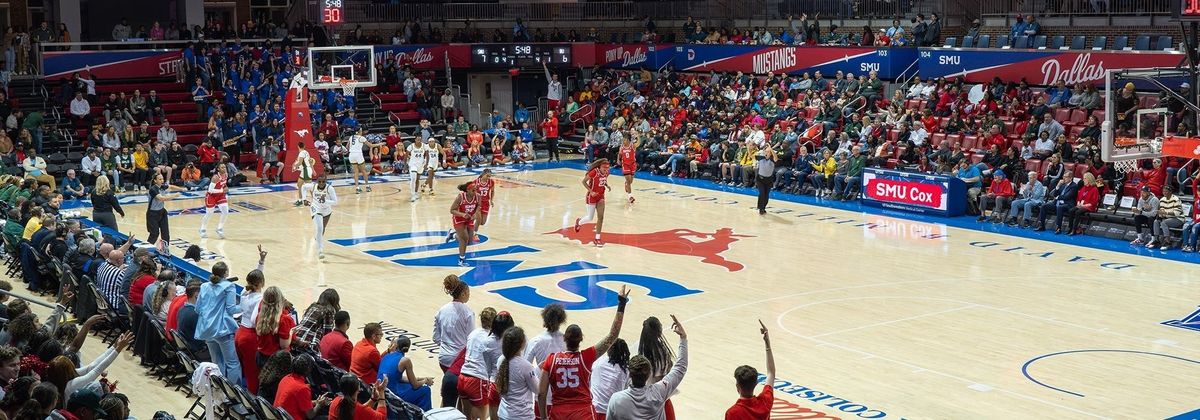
[549,226,753,272]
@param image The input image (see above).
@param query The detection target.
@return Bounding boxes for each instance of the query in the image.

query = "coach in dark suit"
[1035,171,1080,232]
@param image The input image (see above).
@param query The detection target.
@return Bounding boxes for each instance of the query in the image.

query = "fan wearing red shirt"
[274,354,331,419]
[538,286,631,420]
[319,311,354,371]
[197,142,220,175]
[351,322,384,384]
[541,111,561,162]
[255,286,295,364]
[330,373,388,420]
[127,264,157,307]
[1065,172,1102,235]
[725,320,776,420]
[977,169,1016,222]
[985,125,1008,151]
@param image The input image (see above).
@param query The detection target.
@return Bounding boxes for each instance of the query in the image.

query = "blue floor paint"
[560,160,1198,266]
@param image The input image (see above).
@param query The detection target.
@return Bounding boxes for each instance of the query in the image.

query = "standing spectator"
[351,323,384,385]
[541,111,560,162]
[606,315,688,420]
[966,19,982,39]
[924,13,942,47]
[754,147,777,215]
[194,262,244,386]
[112,18,132,41]
[31,22,53,45]
[544,61,562,110]
[725,321,774,420]
[2,27,14,74]
[1021,15,1041,38]
[910,15,928,47]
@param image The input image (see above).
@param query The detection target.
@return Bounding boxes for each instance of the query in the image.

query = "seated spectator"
[351,322,383,385]
[68,92,90,126]
[955,160,983,214]
[274,354,331,420]
[978,170,1016,222]
[295,289,341,348]
[1153,185,1185,250]
[320,310,354,371]
[60,169,86,200]
[21,148,54,190]
[257,351,292,402]
[179,162,209,191]
[1035,172,1080,233]
[1179,199,1200,252]
[1064,173,1101,236]
[330,373,388,420]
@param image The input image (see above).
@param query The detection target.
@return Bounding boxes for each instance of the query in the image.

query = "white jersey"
[408,144,428,171]
[497,356,540,420]
[523,330,565,365]
[432,301,475,367]
[348,134,367,163]
[302,183,337,216]
[459,328,502,380]
[295,149,315,179]
[426,145,441,171]
[590,353,631,414]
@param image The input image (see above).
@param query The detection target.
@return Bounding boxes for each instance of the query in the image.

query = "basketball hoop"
[1113,159,1140,175]
[338,78,356,97]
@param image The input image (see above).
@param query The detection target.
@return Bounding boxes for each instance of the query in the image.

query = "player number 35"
[554,367,580,388]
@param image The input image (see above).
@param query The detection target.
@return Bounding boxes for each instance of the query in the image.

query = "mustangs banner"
[918,48,1188,87]
[673,45,917,79]
[595,43,675,69]
[372,44,471,69]
[42,50,182,80]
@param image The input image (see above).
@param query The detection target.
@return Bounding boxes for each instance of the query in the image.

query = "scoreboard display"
[1177,0,1200,20]
[471,44,572,67]
[321,0,344,25]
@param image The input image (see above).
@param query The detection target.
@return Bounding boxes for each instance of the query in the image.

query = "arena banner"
[917,48,1188,87]
[42,49,182,80]
[595,43,675,69]
[372,44,471,69]
[861,168,966,217]
[672,45,917,79]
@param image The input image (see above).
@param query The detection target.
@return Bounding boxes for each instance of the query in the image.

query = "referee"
[755,147,779,215]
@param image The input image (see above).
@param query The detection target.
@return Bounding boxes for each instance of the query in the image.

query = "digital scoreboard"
[470,44,572,67]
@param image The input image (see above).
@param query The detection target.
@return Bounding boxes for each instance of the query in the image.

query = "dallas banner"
[918,48,1188,87]
[43,49,182,81]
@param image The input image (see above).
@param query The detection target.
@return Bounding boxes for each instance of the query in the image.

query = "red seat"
[1069,126,1084,137]
[1054,108,1071,123]
[960,135,979,152]
[1038,159,1053,177]
[946,134,963,146]
[1063,163,1076,176]
[1010,139,1024,150]
[1069,108,1087,124]
[1073,164,1090,178]
[931,133,947,147]
[888,129,899,141]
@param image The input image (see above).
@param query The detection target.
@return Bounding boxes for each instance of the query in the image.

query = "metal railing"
[776,0,909,19]
[979,0,1172,18]
[343,1,706,23]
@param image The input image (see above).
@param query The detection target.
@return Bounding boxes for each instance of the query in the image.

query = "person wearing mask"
[193,262,243,386]
[605,315,688,420]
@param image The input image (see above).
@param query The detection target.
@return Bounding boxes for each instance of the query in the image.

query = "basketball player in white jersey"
[292,141,317,206]
[199,164,230,239]
[407,140,428,202]
[424,137,442,196]
[347,127,382,194]
[302,174,338,259]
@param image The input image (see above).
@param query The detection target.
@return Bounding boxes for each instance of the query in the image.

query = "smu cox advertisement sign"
[43,49,182,80]
[372,44,471,69]
[918,48,1188,87]
[861,168,967,217]
[675,45,918,79]
[595,43,675,69]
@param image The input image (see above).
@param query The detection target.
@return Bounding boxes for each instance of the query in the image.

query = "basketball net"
[338,78,355,97]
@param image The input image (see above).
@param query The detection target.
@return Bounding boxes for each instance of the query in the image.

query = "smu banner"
[674,45,917,79]
[43,50,181,80]
[861,168,966,217]
[918,48,1187,87]
[595,43,675,69]
[372,44,470,70]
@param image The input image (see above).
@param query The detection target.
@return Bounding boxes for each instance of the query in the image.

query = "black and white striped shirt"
[96,261,126,309]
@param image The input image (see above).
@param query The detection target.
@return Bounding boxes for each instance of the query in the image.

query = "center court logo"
[330,226,754,309]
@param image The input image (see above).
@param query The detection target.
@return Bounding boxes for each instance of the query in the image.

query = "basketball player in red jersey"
[199,164,230,239]
[619,134,641,204]
[449,182,481,267]
[537,285,631,420]
[573,159,611,247]
[472,169,496,237]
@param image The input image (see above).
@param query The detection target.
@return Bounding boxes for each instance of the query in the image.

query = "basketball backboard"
[306,45,377,91]
[1101,68,1191,163]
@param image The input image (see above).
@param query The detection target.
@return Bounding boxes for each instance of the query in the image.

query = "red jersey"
[620,145,636,168]
[541,117,560,139]
[205,175,228,208]
[585,167,609,204]
[541,347,598,407]
[453,191,480,227]
[473,178,494,209]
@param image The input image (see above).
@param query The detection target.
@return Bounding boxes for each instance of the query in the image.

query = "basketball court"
[57,162,1200,419]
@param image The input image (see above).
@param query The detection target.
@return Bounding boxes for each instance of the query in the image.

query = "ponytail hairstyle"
[209,261,228,284]
[606,338,631,371]
[495,326,526,395]
[336,374,359,420]
[443,274,469,301]
[563,324,583,351]
[255,286,285,336]
[491,311,515,338]
[149,270,175,313]
[245,268,265,293]
[637,316,675,377]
